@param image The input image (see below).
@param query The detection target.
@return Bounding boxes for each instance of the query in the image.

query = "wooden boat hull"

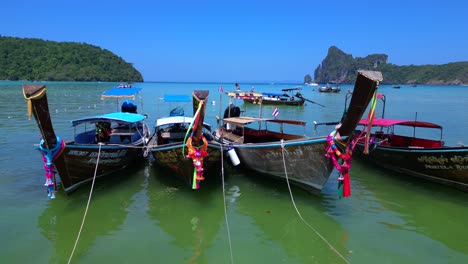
[232,138,334,194]
[354,144,468,192]
[51,143,146,193]
[318,87,340,93]
[242,98,305,106]
[150,142,221,185]
[215,70,382,194]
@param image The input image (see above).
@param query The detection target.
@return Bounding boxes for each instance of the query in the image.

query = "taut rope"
[67,143,102,264]
[220,143,234,264]
[280,139,350,264]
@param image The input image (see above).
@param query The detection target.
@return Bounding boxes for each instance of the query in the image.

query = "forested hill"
[0,36,143,82]
[311,46,467,85]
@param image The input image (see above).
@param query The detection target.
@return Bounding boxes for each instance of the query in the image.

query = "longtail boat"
[353,94,468,192]
[213,70,383,195]
[23,85,150,197]
[241,87,306,106]
[147,91,221,189]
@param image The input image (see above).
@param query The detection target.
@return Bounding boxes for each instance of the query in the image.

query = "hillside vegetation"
[0,36,143,82]
[311,46,467,85]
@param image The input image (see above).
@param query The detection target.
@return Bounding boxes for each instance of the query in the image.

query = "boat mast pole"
[258,98,263,130]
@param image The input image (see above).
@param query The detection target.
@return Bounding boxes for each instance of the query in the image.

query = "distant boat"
[318,84,341,93]
[305,82,318,87]
[226,87,312,106]
[393,85,401,89]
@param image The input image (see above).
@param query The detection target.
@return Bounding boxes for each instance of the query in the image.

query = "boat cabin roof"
[359,118,442,129]
[101,87,142,99]
[71,112,147,126]
[262,92,288,97]
[226,91,263,98]
[156,116,212,130]
[222,116,306,126]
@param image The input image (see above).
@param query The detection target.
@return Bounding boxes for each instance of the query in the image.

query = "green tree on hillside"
[0,36,143,82]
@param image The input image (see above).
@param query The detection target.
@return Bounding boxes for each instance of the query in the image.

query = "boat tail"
[23,84,70,197]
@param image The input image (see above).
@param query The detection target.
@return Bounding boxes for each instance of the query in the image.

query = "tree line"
[0,36,143,82]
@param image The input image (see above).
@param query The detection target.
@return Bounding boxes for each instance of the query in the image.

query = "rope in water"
[279,139,350,264]
[220,143,234,264]
[67,143,102,264]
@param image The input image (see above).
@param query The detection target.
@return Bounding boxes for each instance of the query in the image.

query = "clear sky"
[2,0,467,82]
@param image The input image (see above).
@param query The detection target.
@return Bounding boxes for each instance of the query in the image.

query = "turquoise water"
[1,81,467,263]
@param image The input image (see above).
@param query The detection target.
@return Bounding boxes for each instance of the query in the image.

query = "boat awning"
[226,91,263,98]
[156,116,211,130]
[163,94,191,102]
[223,117,306,126]
[262,92,287,97]
[101,87,142,99]
[359,118,442,129]
[71,112,147,126]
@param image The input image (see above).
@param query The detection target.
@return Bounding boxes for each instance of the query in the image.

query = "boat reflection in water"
[146,166,227,263]
[37,167,146,263]
[222,168,351,263]
[336,159,468,258]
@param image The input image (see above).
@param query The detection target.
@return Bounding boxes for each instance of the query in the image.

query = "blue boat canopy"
[101,87,142,99]
[71,112,147,126]
[164,94,191,102]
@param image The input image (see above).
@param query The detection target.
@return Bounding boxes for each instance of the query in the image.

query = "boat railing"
[221,130,245,144]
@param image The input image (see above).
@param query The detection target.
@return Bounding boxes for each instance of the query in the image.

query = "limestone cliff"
[312,46,467,85]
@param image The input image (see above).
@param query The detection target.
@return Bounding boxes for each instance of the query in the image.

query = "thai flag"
[272,107,279,118]
[218,85,223,92]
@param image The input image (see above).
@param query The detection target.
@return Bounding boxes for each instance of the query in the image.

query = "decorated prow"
[185,90,210,189]
[23,84,65,198]
[325,70,383,198]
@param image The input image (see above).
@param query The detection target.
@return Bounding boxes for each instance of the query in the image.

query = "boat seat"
[161,131,186,139]
[75,130,97,144]
[222,132,244,144]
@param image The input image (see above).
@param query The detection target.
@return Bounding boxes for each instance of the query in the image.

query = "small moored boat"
[147,91,221,189]
[353,94,468,192]
[23,84,151,197]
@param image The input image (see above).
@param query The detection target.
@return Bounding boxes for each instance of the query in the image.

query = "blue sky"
[2,0,467,82]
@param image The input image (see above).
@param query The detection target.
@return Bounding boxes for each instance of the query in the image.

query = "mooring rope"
[220,143,234,264]
[279,139,350,264]
[67,143,102,264]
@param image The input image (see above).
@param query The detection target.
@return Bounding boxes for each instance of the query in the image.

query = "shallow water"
[1,81,467,263]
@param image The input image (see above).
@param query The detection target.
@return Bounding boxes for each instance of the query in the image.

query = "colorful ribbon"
[39,137,65,199]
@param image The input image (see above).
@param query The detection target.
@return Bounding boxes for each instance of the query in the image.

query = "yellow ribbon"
[23,87,46,120]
